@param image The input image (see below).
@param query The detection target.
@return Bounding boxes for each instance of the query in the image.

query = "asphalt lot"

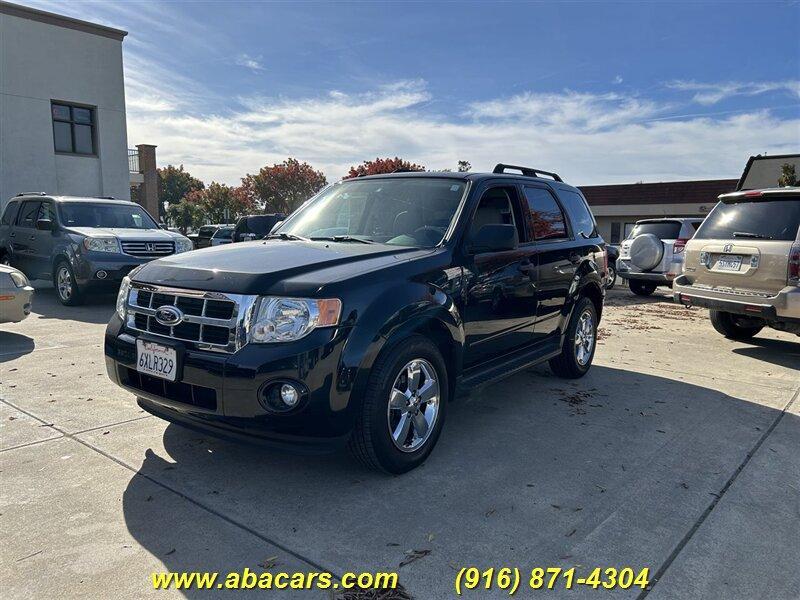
[1,283,798,599]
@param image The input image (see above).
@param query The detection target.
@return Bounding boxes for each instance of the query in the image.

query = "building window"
[51,102,96,155]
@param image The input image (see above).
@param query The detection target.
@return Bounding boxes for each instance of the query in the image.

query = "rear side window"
[557,190,597,238]
[695,199,800,241]
[1,201,19,226]
[628,221,681,240]
[523,187,568,241]
[17,201,41,228]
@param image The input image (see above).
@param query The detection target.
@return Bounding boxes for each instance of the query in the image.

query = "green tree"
[344,157,425,179]
[778,163,797,187]
[165,200,204,234]
[157,165,205,219]
[457,160,471,172]
[242,158,328,214]
[188,183,255,224]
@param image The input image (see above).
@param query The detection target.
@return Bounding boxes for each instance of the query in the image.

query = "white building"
[0,1,132,210]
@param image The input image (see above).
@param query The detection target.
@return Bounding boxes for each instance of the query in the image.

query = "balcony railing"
[128,148,141,173]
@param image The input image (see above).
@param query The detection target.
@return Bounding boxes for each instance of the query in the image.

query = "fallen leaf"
[399,549,430,568]
[258,556,279,569]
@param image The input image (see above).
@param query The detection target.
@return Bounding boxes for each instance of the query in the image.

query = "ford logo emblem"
[154,305,183,326]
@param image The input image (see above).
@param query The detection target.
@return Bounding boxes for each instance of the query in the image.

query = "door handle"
[29,235,36,241]
[9,232,15,237]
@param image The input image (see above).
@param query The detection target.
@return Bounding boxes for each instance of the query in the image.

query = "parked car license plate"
[136,339,177,381]
[716,255,743,271]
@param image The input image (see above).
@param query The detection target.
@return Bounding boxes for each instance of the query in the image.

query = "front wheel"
[54,260,83,306]
[348,335,448,474]
[549,297,598,379]
[629,280,657,296]
[605,265,616,290]
[709,310,763,340]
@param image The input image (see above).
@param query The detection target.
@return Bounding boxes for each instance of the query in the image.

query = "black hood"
[131,239,431,295]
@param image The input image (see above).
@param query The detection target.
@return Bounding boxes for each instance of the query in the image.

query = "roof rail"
[16,191,47,197]
[492,163,562,182]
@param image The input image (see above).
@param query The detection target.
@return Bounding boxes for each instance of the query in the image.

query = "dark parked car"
[0,194,193,305]
[193,224,224,249]
[105,165,606,473]
[234,214,286,242]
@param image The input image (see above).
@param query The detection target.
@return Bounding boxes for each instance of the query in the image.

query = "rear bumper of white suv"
[673,274,800,324]
[617,258,683,284]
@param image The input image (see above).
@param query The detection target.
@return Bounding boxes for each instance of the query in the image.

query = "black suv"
[234,214,286,242]
[104,166,606,473]
[0,194,193,305]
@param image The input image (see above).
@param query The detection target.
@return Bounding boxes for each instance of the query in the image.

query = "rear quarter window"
[695,198,800,241]
[557,189,598,238]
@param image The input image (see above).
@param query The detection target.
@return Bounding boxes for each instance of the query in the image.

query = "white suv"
[617,218,704,296]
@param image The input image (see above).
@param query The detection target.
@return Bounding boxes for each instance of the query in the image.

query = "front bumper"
[673,275,800,323]
[0,285,34,323]
[74,253,167,288]
[104,316,357,452]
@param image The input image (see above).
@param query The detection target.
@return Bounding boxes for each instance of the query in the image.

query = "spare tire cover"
[629,233,664,271]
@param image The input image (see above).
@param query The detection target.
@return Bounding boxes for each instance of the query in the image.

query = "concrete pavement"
[1,285,798,598]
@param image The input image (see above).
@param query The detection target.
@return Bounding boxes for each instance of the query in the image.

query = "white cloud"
[613,75,623,85]
[666,80,800,105]
[235,54,265,73]
[126,75,800,186]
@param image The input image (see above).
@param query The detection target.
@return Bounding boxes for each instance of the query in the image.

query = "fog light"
[259,380,306,413]
[280,384,300,407]
[96,270,108,279]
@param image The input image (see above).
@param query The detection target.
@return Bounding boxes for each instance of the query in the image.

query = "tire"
[709,310,763,341]
[348,335,448,474]
[54,260,83,306]
[605,265,616,290]
[549,297,598,379]
[629,280,657,296]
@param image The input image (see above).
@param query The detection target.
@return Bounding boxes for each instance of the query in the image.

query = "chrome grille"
[125,283,257,353]
[121,241,175,257]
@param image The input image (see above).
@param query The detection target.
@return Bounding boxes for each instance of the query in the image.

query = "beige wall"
[0,10,129,208]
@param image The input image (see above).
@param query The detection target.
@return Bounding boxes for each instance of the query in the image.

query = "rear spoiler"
[719,188,800,202]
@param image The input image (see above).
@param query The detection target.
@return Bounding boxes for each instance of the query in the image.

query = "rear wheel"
[629,280,657,296]
[549,297,598,379]
[54,260,83,306]
[348,335,448,474]
[709,310,763,340]
[605,265,616,290]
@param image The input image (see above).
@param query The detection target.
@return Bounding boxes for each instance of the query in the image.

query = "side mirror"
[36,219,55,231]
[159,222,168,229]
[469,224,518,254]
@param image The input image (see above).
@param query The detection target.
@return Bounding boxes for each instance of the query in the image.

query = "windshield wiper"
[264,232,310,242]
[310,235,375,244]
[732,231,772,240]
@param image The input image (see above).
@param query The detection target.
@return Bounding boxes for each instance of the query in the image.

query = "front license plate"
[716,255,742,271]
[136,339,177,382]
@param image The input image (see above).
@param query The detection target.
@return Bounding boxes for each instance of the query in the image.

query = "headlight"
[83,237,120,253]
[174,238,194,253]
[116,276,131,320]
[9,271,28,288]
[249,297,342,343]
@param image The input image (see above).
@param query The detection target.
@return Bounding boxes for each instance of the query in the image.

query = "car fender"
[340,281,465,411]
[561,259,605,329]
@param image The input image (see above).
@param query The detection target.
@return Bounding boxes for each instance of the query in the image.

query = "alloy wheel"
[387,358,440,452]
[574,310,595,366]
[57,266,73,302]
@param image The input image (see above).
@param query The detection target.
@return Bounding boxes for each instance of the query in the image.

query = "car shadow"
[0,331,35,363]
[604,286,675,308]
[31,286,116,325]
[120,363,793,596]
[732,336,800,369]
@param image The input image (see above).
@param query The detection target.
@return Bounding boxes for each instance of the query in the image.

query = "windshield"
[628,221,682,240]
[215,228,233,239]
[276,177,467,247]
[695,198,800,241]
[59,203,158,230]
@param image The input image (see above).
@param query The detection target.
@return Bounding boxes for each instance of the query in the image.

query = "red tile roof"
[579,179,738,206]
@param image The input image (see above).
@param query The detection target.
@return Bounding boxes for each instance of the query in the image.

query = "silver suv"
[617,218,703,296]
[0,194,193,306]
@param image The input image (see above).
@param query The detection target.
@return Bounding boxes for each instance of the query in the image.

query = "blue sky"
[25,1,800,185]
